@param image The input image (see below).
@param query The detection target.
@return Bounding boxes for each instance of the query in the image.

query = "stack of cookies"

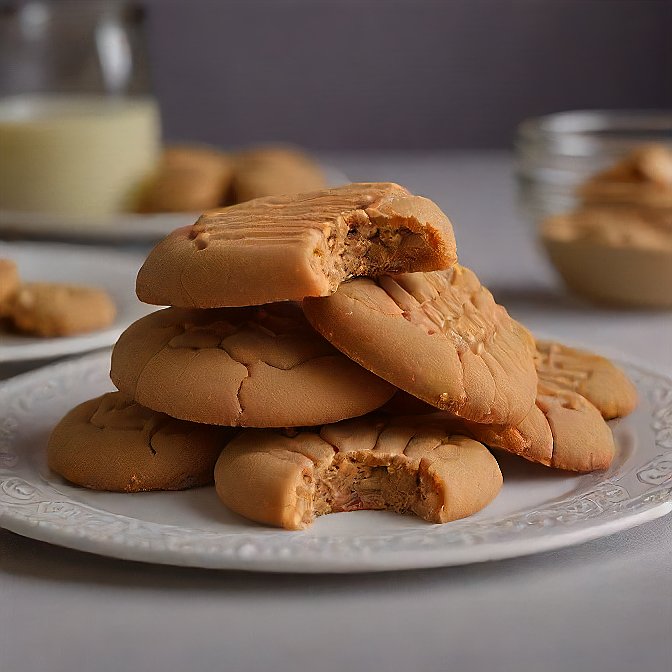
[48,183,637,530]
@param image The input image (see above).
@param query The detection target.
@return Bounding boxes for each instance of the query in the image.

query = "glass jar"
[0,0,160,219]
[515,111,672,309]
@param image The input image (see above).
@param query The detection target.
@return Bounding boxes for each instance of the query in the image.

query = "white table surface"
[1,152,671,672]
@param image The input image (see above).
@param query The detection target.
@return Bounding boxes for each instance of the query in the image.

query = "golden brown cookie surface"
[303,265,538,426]
[6,282,116,337]
[0,258,19,315]
[136,182,457,308]
[380,399,612,473]
[137,145,234,213]
[453,386,615,473]
[381,338,634,472]
[534,381,616,472]
[48,392,233,492]
[214,414,502,530]
[535,340,637,420]
[231,146,326,203]
[111,303,395,427]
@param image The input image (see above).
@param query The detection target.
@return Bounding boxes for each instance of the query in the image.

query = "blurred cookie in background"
[4,282,116,337]
[0,259,20,316]
[137,145,234,213]
[136,143,326,213]
[230,145,326,203]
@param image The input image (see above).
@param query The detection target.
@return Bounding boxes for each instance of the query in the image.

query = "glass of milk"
[0,1,161,220]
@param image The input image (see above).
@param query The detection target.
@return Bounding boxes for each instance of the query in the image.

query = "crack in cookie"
[110,304,395,427]
[382,336,636,472]
[49,392,232,492]
[304,265,537,425]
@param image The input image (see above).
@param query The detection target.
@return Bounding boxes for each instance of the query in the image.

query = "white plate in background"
[0,165,350,244]
[0,209,194,244]
[0,242,153,363]
[0,349,669,572]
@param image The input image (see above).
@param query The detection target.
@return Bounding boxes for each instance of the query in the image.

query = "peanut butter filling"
[324,213,429,288]
[312,452,439,521]
[214,417,502,530]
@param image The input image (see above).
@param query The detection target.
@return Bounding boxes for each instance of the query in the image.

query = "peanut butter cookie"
[303,265,538,426]
[137,145,234,213]
[136,182,457,308]
[6,282,116,337]
[111,303,395,427]
[231,146,326,203]
[48,392,233,492]
[214,414,502,530]
[380,397,612,473]
[535,340,637,419]
[383,338,634,472]
[454,384,615,473]
[0,258,19,315]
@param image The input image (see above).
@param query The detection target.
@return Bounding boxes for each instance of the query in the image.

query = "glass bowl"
[515,110,672,308]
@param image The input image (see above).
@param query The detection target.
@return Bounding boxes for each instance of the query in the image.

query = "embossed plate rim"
[0,349,670,573]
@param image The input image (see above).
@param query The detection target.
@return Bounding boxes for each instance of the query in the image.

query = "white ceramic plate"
[0,242,153,363]
[0,210,195,244]
[0,350,670,573]
[0,166,349,244]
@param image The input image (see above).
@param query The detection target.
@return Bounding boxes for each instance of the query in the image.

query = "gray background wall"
[145,0,672,149]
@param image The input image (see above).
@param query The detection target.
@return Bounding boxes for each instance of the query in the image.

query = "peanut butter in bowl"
[541,144,672,309]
